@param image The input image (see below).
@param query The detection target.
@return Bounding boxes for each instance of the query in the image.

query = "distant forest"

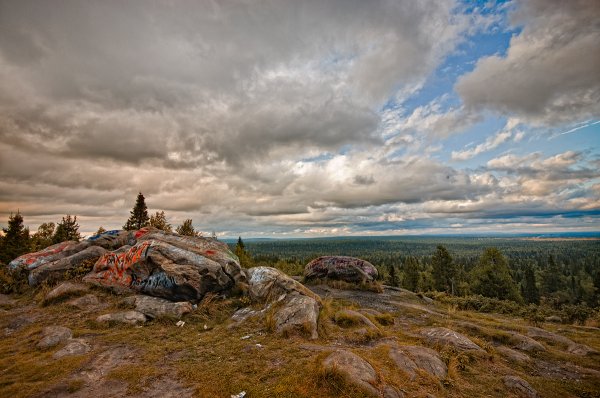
[232,236,600,323]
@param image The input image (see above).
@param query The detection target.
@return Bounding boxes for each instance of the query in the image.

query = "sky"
[0,0,599,238]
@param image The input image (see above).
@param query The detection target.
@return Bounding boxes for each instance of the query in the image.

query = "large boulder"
[389,345,447,380]
[8,240,89,271]
[28,246,107,286]
[244,267,321,339]
[304,256,378,283]
[83,232,244,302]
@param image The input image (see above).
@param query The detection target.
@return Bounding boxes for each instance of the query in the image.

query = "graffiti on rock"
[88,230,121,241]
[89,241,151,286]
[9,241,74,271]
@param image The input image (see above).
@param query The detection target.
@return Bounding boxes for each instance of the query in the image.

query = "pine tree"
[540,255,564,296]
[52,215,81,243]
[149,211,172,232]
[95,226,107,235]
[403,257,420,292]
[176,219,199,236]
[124,192,150,230]
[0,212,30,264]
[431,245,456,294]
[471,247,522,302]
[522,263,540,304]
[31,222,55,251]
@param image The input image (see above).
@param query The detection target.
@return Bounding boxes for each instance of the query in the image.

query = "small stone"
[67,294,100,309]
[132,295,193,319]
[389,346,447,380]
[322,350,378,396]
[44,282,88,303]
[382,384,404,398]
[53,339,91,359]
[37,326,72,349]
[502,375,539,398]
[509,332,546,352]
[96,311,147,325]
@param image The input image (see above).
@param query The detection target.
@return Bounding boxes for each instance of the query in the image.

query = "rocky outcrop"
[509,332,546,352]
[322,350,378,396]
[28,246,107,286]
[84,230,243,302]
[389,345,447,380]
[496,346,531,364]
[527,327,597,355]
[304,256,378,283]
[420,327,483,351]
[243,267,321,339]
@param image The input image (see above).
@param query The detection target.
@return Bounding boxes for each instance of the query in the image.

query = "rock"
[86,229,136,249]
[8,240,88,271]
[53,339,91,359]
[44,282,88,303]
[37,326,73,349]
[502,375,539,398]
[509,332,546,352]
[322,350,378,396]
[67,294,100,309]
[496,346,531,365]
[382,384,404,398]
[96,310,147,325]
[84,232,243,302]
[567,343,598,356]
[130,295,192,319]
[420,327,483,351]
[526,327,596,355]
[389,346,447,380]
[545,315,562,323]
[334,309,378,329]
[304,256,378,283]
[28,246,107,286]
[245,267,321,339]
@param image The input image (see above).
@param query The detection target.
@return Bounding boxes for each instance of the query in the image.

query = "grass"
[0,283,598,398]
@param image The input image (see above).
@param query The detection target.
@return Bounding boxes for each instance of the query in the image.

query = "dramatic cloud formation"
[0,0,598,237]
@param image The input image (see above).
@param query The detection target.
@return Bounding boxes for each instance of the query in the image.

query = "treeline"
[0,192,207,265]
[241,237,600,312]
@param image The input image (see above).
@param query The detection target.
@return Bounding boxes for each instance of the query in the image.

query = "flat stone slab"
[96,310,147,325]
[37,326,73,349]
[131,295,192,319]
[53,339,91,359]
[496,346,531,365]
[389,345,447,380]
[509,332,546,353]
[420,327,483,351]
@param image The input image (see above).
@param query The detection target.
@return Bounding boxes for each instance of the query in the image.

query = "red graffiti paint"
[134,227,152,239]
[92,241,151,287]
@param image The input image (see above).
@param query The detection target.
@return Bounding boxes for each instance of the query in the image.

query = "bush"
[0,265,29,294]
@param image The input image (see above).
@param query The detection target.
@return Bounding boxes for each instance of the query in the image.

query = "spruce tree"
[403,257,420,292]
[235,237,253,268]
[52,215,81,243]
[388,264,399,287]
[471,247,522,302]
[431,245,456,294]
[124,192,150,230]
[540,255,564,295]
[0,212,30,263]
[522,263,540,304]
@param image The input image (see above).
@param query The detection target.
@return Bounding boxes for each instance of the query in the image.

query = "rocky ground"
[1,280,599,398]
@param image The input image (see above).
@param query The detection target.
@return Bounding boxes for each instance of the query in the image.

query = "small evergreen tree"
[124,192,150,230]
[235,237,253,268]
[52,215,81,243]
[176,219,199,236]
[0,212,30,264]
[471,247,522,302]
[31,222,55,251]
[522,263,540,304]
[431,245,456,294]
[540,255,565,296]
[403,257,420,292]
[95,226,107,235]
[388,264,399,287]
[149,211,172,232]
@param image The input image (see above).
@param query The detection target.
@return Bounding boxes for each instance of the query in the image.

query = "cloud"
[456,0,600,126]
[451,130,513,160]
